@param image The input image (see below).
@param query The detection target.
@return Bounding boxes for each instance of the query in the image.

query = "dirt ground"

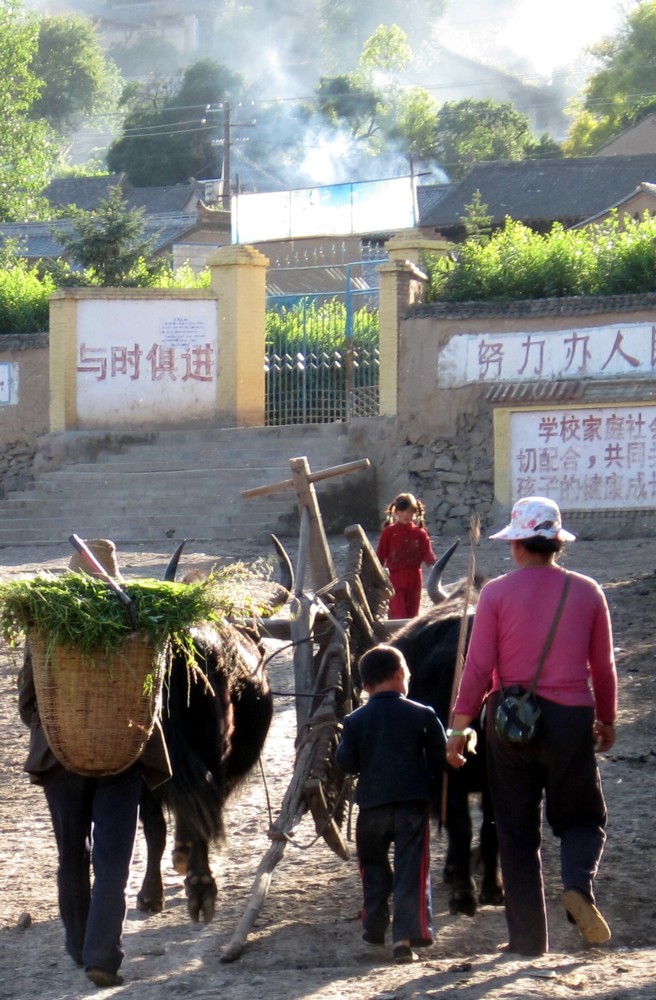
[0,532,655,1000]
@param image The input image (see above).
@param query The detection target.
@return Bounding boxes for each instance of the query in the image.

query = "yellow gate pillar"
[378,232,450,415]
[208,243,270,426]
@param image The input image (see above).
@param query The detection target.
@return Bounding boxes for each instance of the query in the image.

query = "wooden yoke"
[241,456,370,593]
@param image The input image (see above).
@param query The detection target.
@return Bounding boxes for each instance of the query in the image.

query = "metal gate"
[265,260,384,425]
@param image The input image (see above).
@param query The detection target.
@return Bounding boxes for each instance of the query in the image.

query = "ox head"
[162,534,294,616]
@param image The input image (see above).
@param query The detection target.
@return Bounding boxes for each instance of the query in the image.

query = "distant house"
[0,214,200,269]
[572,182,656,229]
[43,174,206,215]
[418,154,656,241]
[593,115,656,157]
[0,174,231,272]
[413,42,568,141]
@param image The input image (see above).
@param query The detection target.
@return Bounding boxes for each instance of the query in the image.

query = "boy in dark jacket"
[336,644,446,963]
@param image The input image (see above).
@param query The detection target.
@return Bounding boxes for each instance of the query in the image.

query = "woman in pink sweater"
[446,497,617,957]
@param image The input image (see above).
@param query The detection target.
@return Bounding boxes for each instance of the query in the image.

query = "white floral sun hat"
[490,496,576,542]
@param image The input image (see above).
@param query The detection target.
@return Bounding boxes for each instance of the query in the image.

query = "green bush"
[0,258,55,334]
[424,212,656,302]
[0,255,211,336]
[266,296,379,354]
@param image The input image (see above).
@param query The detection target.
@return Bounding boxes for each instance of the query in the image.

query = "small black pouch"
[495,686,541,745]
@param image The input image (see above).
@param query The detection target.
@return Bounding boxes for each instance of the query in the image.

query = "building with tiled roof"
[44,175,204,215]
[0,214,199,268]
[418,154,656,240]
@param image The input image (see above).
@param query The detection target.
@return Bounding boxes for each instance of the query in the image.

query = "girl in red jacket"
[376,493,437,619]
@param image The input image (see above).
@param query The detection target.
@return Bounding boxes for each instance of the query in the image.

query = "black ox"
[136,540,291,923]
[389,541,503,916]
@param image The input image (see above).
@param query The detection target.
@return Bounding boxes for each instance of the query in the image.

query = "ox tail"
[160,721,227,845]
[426,538,461,604]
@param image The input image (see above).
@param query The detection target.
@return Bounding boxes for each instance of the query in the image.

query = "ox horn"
[425,538,460,604]
[163,535,294,593]
[270,533,294,593]
[163,539,187,581]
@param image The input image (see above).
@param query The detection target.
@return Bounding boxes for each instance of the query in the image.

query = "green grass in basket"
[0,563,261,657]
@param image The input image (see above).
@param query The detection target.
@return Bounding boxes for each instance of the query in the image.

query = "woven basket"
[28,628,167,777]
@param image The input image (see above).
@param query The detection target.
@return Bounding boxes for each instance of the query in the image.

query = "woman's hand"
[594,720,616,753]
[445,717,476,768]
[446,733,468,768]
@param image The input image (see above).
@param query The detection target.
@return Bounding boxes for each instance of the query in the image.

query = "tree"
[28,14,122,134]
[318,0,446,71]
[431,99,538,180]
[0,0,55,221]
[107,59,245,186]
[53,186,159,286]
[358,23,412,83]
[312,25,438,170]
[315,75,381,140]
[565,2,656,155]
[388,87,439,164]
[460,190,493,244]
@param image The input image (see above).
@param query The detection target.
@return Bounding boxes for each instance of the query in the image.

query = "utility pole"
[222,102,231,210]
[208,101,255,210]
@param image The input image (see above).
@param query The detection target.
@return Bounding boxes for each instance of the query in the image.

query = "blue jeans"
[43,764,142,973]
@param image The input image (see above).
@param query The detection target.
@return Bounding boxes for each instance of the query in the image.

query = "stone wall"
[393,292,656,540]
[0,333,49,498]
[6,284,656,541]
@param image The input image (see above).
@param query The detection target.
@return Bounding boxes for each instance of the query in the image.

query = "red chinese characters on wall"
[77,342,216,383]
[511,406,656,509]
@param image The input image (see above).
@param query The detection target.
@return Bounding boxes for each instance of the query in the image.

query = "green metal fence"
[265,262,383,425]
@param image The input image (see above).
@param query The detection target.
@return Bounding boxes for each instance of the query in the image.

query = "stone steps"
[0,423,357,546]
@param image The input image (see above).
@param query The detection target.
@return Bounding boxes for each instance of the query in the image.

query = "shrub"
[424,211,656,302]
[0,257,55,334]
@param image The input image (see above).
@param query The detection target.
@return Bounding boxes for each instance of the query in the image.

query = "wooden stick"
[240,458,370,499]
[450,514,481,711]
[441,514,481,826]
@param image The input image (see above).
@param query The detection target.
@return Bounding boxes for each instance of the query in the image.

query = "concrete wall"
[392,293,656,539]
[0,332,49,495]
[48,245,268,434]
[5,252,656,540]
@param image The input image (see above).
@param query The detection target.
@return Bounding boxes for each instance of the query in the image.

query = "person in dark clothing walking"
[336,644,446,964]
[17,540,172,989]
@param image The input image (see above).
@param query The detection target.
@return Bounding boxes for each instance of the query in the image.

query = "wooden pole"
[441,514,481,825]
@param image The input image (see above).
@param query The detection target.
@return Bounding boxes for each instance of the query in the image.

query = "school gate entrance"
[264,259,384,425]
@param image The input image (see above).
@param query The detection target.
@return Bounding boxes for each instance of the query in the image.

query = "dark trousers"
[486,693,607,954]
[43,764,142,973]
[356,801,433,946]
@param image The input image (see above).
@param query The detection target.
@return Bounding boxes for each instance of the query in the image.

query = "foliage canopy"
[0,0,55,221]
[565,1,656,154]
[28,14,122,134]
[424,211,656,303]
[107,59,245,186]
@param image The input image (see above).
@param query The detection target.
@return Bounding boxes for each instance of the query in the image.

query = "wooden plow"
[221,456,393,962]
